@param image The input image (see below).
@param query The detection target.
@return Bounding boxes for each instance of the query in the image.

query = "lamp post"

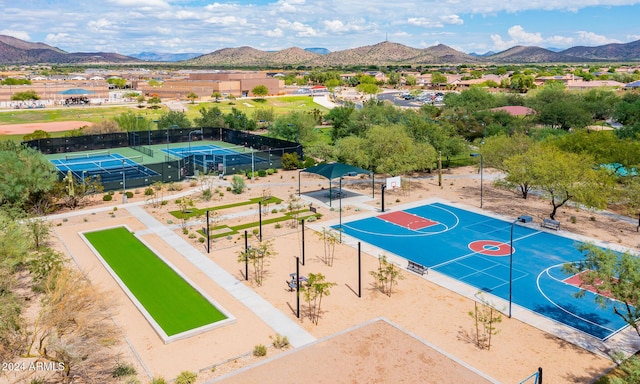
[509,218,517,318]
[148,119,158,146]
[236,115,246,134]
[188,129,202,154]
[122,159,127,203]
[470,153,483,208]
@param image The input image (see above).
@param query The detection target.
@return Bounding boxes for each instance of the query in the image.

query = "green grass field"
[84,227,227,336]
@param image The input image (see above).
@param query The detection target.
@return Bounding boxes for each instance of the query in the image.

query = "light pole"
[122,159,127,203]
[148,119,158,146]
[470,153,483,208]
[509,218,517,318]
[188,129,202,154]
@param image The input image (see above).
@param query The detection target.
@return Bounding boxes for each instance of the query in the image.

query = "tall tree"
[527,144,613,219]
[562,243,640,337]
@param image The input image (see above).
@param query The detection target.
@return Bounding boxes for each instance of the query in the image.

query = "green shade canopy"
[299,162,374,207]
[300,162,371,180]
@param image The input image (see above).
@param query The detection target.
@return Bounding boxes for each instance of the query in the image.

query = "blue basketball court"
[335,201,633,341]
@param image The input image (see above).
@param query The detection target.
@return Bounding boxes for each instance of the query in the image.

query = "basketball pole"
[381,184,386,212]
[438,151,442,187]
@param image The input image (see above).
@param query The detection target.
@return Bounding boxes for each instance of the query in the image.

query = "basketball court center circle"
[468,240,513,256]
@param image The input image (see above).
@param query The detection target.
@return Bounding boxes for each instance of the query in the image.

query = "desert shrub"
[151,378,167,384]
[126,191,133,198]
[182,228,189,235]
[270,334,290,349]
[267,168,276,175]
[282,152,300,170]
[303,157,315,168]
[198,237,205,243]
[258,169,267,177]
[103,194,113,201]
[175,371,197,384]
[231,175,246,194]
[144,187,154,196]
[253,344,267,357]
[112,362,136,377]
[202,188,212,201]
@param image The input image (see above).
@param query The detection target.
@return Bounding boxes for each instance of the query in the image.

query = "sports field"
[84,227,227,337]
[336,201,632,341]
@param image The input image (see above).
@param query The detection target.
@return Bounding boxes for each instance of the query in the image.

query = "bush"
[144,187,154,196]
[151,378,167,384]
[198,237,205,243]
[231,175,246,194]
[270,334,290,349]
[267,168,276,175]
[303,157,316,168]
[126,191,134,198]
[282,152,301,170]
[253,344,267,357]
[175,371,197,384]
[112,362,136,377]
[103,194,113,201]
[258,169,267,177]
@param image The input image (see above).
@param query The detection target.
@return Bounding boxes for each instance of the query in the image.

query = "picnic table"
[287,273,308,291]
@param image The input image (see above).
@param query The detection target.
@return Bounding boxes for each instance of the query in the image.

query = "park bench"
[407,261,427,276]
[541,218,560,230]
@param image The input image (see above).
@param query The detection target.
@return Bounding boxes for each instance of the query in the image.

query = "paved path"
[125,205,316,347]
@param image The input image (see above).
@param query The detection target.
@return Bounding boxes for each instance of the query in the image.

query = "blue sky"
[1,0,639,55]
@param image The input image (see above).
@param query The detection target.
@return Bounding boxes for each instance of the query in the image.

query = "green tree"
[369,255,405,297]
[252,84,268,98]
[23,129,51,141]
[0,141,58,210]
[106,77,127,89]
[194,106,224,127]
[147,96,162,108]
[301,273,336,325]
[237,240,276,286]
[326,103,356,142]
[526,144,613,219]
[157,111,192,130]
[211,91,223,102]
[431,72,447,86]
[187,91,198,104]
[562,243,640,336]
[316,228,340,266]
[11,90,40,101]
[272,111,316,143]
[1,78,31,85]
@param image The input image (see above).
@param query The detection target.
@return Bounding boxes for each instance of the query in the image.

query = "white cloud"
[507,25,543,45]
[275,0,306,13]
[440,15,463,25]
[45,33,70,44]
[322,19,367,33]
[628,34,640,41]
[575,31,620,45]
[87,18,112,33]
[266,28,284,38]
[203,15,247,27]
[0,30,30,41]
[408,17,443,28]
[107,0,170,8]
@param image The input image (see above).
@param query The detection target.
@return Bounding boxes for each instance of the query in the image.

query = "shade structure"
[58,88,96,95]
[298,162,374,207]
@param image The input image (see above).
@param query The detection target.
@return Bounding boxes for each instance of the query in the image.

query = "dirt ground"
[3,120,640,383]
[0,121,93,135]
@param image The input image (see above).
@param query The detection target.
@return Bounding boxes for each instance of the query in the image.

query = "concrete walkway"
[125,205,316,347]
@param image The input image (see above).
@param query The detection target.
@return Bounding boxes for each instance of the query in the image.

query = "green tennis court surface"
[84,227,227,336]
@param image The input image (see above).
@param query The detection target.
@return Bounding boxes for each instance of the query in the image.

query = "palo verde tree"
[301,273,336,325]
[187,91,199,104]
[237,239,276,286]
[562,243,640,337]
[251,84,268,98]
[468,293,503,350]
[11,90,40,101]
[527,143,614,220]
[369,254,405,297]
[316,227,340,266]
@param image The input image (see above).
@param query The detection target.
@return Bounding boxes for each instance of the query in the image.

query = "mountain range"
[1,35,640,66]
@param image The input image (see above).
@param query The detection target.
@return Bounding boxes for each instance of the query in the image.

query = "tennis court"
[336,201,632,341]
[50,151,159,182]
[163,144,267,171]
